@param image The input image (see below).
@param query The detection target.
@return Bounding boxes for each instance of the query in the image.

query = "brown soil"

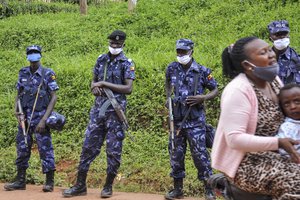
[0,183,202,200]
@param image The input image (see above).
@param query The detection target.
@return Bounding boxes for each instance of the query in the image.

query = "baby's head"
[279,83,300,120]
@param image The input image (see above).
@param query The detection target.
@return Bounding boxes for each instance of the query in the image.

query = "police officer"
[62,30,135,198]
[268,20,300,84]
[165,39,218,200]
[4,45,59,192]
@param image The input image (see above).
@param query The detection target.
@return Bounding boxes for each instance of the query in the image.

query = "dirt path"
[0,183,202,200]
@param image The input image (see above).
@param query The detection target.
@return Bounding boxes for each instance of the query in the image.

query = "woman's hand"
[278,138,300,164]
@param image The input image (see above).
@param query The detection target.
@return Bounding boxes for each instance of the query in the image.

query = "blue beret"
[26,45,42,54]
[46,112,66,131]
[107,30,126,41]
[176,39,194,50]
[267,20,290,34]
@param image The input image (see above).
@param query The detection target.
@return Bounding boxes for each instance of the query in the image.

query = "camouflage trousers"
[15,125,55,173]
[78,112,124,175]
[169,126,212,180]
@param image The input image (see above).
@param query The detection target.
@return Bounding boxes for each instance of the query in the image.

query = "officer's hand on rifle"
[91,87,103,96]
[186,95,206,106]
[92,81,106,88]
[15,111,21,120]
[36,119,46,133]
[91,82,105,96]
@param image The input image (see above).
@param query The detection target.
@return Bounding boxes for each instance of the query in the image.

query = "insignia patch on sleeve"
[207,74,213,80]
[51,75,56,80]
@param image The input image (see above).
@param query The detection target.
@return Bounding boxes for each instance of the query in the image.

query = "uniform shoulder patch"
[130,66,135,71]
[207,73,213,80]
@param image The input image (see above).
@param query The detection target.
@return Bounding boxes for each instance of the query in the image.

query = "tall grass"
[0,0,300,197]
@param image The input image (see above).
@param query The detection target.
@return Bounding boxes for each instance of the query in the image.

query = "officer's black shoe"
[100,185,113,198]
[62,171,87,197]
[100,173,116,198]
[4,169,26,191]
[43,170,54,192]
[204,180,216,200]
[165,178,184,200]
[165,188,184,200]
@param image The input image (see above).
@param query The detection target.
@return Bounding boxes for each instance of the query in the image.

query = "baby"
[277,83,300,156]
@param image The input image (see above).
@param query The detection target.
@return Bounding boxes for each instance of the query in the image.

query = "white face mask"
[177,54,192,65]
[273,38,290,50]
[109,46,123,55]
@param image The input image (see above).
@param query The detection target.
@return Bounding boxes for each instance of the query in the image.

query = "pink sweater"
[211,73,279,178]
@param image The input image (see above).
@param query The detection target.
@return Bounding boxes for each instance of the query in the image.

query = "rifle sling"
[26,67,45,134]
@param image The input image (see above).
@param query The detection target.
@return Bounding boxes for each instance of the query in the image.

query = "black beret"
[107,30,126,41]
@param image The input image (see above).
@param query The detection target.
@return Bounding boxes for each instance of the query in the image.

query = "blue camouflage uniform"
[166,40,217,181]
[78,52,135,175]
[268,20,300,84]
[16,66,59,173]
[276,47,300,84]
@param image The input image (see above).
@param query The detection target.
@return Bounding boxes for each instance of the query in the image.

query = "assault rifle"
[168,95,175,152]
[103,87,134,141]
[17,98,28,147]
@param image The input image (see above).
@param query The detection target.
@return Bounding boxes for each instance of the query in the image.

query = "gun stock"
[17,99,28,147]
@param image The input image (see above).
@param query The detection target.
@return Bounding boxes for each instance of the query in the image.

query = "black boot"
[165,178,184,200]
[43,170,54,192]
[62,171,87,197]
[100,173,116,198]
[203,180,216,200]
[4,169,26,191]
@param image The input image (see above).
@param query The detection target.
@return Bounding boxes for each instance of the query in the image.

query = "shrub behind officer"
[62,30,135,198]
[165,39,218,200]
[4,45,59,192]
[268,20,300,84]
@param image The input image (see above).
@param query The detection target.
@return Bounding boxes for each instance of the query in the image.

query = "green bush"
[1,0,300,197]
[0,1,77,19]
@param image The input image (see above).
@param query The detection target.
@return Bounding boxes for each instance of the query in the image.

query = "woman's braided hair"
[222,36,258,79]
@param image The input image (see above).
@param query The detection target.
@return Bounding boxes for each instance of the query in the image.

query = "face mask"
[246,61,279,82]
[273,38,290,50]
[177,54,192,65]
[109,46,123,55]
[27,53,41,62]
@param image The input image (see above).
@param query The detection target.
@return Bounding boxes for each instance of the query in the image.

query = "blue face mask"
[27,53,41,62]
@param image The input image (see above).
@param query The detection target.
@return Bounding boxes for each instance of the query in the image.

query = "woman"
[211,36,300,199]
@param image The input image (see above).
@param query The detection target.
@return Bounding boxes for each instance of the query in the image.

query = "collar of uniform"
[36,65,43,76]
[106,51,126,61]
[278,46,291,60]
[189,60,200,73]
[115,52,127,61]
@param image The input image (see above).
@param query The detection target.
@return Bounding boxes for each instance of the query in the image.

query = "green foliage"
[1,0,300,197]
[0,1,77,19]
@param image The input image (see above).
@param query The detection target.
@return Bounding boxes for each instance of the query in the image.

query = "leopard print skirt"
[233,80,300,200]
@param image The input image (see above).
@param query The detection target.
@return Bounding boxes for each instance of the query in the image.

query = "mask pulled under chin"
[273,38,290,50]
[247,61,279,82]
[27,53,41,62]
[109,46,123,55]
[177,55,191,65]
